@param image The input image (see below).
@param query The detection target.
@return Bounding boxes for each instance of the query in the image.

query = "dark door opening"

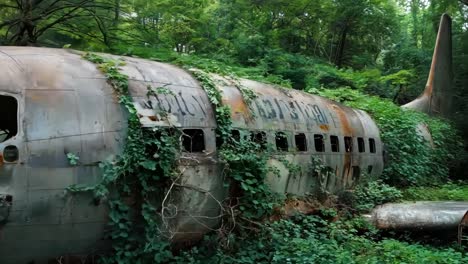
[0,95,18,143]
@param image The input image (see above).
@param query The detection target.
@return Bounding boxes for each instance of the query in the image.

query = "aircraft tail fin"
[402,13,453,117]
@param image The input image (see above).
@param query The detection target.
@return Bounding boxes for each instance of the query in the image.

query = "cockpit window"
[0,95,18,143]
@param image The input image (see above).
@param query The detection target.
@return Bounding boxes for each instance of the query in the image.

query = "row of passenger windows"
[276,132,376,153]
[179,128,377,154]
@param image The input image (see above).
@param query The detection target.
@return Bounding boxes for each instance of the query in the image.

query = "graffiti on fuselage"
[140,90,330,127]
[253,96,329,125]
[143,91,209,118]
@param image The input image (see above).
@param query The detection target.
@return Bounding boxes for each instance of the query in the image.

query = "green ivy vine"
[68,55,282,262]
[189,70,279,220]
[71,53,181,263]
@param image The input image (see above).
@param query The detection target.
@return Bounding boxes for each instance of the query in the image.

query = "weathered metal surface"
[0,46,384,263]
[0,47,124,264]
[214,75,383,195]
[403,14,453,118]
[458,211,468,246]
[365,202,468,230]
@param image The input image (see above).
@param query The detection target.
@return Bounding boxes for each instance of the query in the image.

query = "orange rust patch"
[332,105,353,186]
[148,116,158,121]
[319,124,329,131]
[222,93,251,121]
[226,97,249,116]
[333,105,353,135]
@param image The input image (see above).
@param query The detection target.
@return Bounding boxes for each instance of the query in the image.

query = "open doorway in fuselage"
[0,95,18,143]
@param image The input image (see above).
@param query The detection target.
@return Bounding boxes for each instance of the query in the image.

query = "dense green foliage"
[352,180,403,212]
[171,214,467,263]
[403,182,468,201]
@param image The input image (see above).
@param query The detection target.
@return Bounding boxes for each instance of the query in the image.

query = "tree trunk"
[334,26,348,68]
[410,0,420,46]
[113,0,120,26]
[14,0,37,46]
[393,84,404,103]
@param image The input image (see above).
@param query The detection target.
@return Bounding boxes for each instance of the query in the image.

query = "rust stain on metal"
[216,77,252,121]
[319,124,329,131]
[0,154,3,166]
[333,105,353,135]
[332,105,353,186]
[225,95,250,117]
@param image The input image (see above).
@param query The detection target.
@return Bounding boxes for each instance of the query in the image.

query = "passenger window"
[0,95,18,143]
[330,135,339,152]
[182,129,205,152]
[344,136,353,153]
[295,133,307,152]
[275,132,288,151]
[251,131,267,149]
[314,134,325,152]
[369,138,376,153]
[358,137,365,153]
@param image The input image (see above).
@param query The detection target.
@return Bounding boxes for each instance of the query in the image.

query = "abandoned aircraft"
[0,14,458,264]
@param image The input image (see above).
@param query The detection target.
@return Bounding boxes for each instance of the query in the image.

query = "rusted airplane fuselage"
[0,47,384,263]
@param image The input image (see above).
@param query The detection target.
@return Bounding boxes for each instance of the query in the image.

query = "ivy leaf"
[241,182,249,190]
[140,160,157,170]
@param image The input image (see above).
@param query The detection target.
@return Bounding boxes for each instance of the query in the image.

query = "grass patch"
[402,182,468,201]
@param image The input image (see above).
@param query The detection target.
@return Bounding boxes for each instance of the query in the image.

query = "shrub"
[402,182,468,201]
[353,180,402,212]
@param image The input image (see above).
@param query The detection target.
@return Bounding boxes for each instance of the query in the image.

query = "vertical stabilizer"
[402,14,453,117]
